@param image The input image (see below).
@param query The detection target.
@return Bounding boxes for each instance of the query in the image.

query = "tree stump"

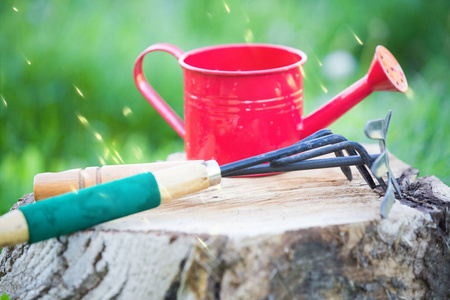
[1,147,449,299]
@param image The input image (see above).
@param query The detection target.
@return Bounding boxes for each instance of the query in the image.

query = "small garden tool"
[1,111,400,247]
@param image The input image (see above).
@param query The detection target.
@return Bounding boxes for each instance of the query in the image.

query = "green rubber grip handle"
[19,172,161,244]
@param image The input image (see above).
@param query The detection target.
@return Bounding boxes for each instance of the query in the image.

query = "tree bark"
[1,149,449,299]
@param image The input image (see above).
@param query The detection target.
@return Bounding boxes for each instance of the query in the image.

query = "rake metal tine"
[223,154,380,176]
[379,111,392,154]
[224,110,398,198]
[380,183,396,219]
[344,148,378,189]
[272,134,351,166]
[295,129,334,144]
[270,134,349,167]
[332,140,380,189]
[364,119,386,140]
[383,110,392,137]
[337,143,378,189]
[334,150,353,181]
[365,110,392,155]
[370,151,402,198]
[371,152,389,178]
[390,173,402,199]
[386,159,403,199]
[293,131,348,183]
[364,110,392,141]
[221,130,336,176]
[370,152,389,190]
[272,136,377,189]
[365,110,403,195]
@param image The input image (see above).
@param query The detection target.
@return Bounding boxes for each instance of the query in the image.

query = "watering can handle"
[133,43,186,138]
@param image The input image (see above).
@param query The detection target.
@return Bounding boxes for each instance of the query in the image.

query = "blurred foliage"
[0,294,10,300]
[0,0,449,216]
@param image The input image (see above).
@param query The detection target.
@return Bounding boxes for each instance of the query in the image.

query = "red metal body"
[134,44,407,165]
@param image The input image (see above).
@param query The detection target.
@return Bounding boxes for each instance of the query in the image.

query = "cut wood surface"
[1,145,449,299]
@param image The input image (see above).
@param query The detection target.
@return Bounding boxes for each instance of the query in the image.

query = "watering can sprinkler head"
[301,45,408,137]
[366,45,408,93]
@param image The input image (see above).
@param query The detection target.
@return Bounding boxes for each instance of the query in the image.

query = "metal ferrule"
[203,160,222,186]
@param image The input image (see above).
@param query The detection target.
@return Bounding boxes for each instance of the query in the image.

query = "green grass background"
[0,0,449,217]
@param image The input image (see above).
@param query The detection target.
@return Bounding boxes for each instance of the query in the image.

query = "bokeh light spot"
[122,106,132,117]
[223,1,230,13]
[73,85,85,98]
[76,113,89,126]
[349,27,364,45]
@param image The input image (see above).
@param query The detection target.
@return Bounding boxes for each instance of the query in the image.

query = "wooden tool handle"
[0,210,29,247]
[2,161,221,246]
[33,161,202,200]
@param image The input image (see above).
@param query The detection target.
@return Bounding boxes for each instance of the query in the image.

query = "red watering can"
[134,44,407,165]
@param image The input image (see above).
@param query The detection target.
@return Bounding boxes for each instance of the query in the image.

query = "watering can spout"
[301,45,408,137]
